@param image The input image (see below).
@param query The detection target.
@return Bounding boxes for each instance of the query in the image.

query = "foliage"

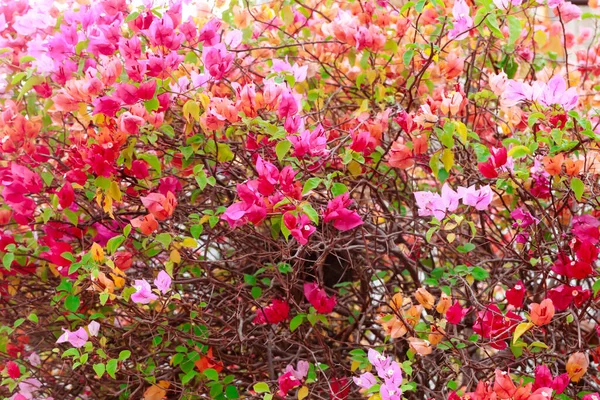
[0,0,600,398]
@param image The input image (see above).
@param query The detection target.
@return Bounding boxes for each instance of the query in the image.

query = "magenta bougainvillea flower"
[303,282,336,314]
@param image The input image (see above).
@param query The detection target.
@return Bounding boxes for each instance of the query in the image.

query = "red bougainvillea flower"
[283,212,315,245]
[330,377,350,400]
[446,301,469,324]
[478,147,507,178]
[277,371,301,397]
[6,361,20,379]
[304,282,336,314]
[323,193,363,231]
[472,305,521,349]
[505,280,526,308]
[547,284,591,311]
[253,299,290,325]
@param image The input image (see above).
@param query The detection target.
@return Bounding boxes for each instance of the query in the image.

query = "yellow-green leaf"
[513,322,534,344]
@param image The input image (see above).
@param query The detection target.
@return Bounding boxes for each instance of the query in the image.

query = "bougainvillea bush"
[4,0,600,398]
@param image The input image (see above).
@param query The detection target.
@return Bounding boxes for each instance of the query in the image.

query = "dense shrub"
[1,0,600,398]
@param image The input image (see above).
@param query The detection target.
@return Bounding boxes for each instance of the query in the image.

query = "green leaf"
[571,177,584,201]
[457,243,475,253]
[204,368,219,381]
[144,98,159,113]
[507,16,522,45]
[138,154,161,175]
[93,363,105,378]
[290,314,304,332]
[331,183,348,197]
[251,286,262,299]
[403,49,414,67]
[106,359,118,379]
[125,11,140,22]
[106,235,125,254]
[275,140,292,162]
[155,233,172,248]
[302,178,322,195]
[470,266,489,281]
[301,203,319,225]
[225,385,240,399]
[253,382,270,394]
[507,145,531,159]
[118,350,131,361]
[64,295,80,313]
[2,252,14,271]
[190,224,204,239]
[210,383,224,398]
[484,15,504,39]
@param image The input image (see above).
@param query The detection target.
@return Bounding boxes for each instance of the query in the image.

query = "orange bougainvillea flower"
[408,337,433,356]
[530,299,555,326]
[131,213,159,235]
[195,348,223,373]
[565,159,584,176]
[566,352,589,382]
[415,288,435,309]
[543,153,564,176]
[387,140,414,169]
[412,134,428,155]
[436,292,452,314]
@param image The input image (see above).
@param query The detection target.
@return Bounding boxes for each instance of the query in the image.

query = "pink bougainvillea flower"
[92,96,122,117]
[131,279,158,304]
[304,282,336,314]
[323,193,363,231]
[253,298,290,324]
[222,180,267,228]
[202,43,234,80]
[533,365,569,393]
[255,156,279,196]
[353,372,377,390]
[289,124,329,158]
[284,360,309,381]
[154,270,172,295]
[367,349,392,371]
[379,382,401,400]
[448,0,473,40]
[198,18,222,47]
[283,212,316,245]
[414,191,446,220]
[582,393,600,400]
[458,185,494,210]
[56,327,88,348]
[87,321,100,337]
[505,280,526,308]
[553,1,582,23]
